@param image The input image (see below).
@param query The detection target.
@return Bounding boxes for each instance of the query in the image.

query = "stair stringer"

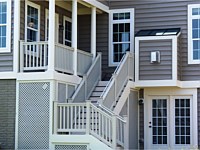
[51,134,112,150]
[113,81,136,115]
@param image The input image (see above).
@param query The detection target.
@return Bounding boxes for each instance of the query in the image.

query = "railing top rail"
[98,104,126,123]
[100,52,130,98]
[114,52,129,75]
[57,102,86,107]
[90,103,112,119]
[78,49,93,57]
[21,41,48,45]
[85,53,101,77]
[55,43,74,51]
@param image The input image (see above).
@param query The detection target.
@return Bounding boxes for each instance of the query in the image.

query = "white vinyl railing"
[55,44,74,74]
[20,41,93,75]
[54,101,127,149]
[100,52,134,110]
[70,53,101,103]
[20,41,48,71]
[77,50,93,76]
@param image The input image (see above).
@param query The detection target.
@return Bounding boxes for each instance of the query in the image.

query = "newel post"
[112,115,117,149]
[123,115,129,149]
[86,100,91,134]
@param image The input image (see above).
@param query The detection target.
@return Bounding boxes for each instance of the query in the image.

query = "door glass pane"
[152,99,167,144]
[175,99,190,144]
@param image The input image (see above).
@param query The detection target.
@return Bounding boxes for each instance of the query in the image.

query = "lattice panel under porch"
[17,82,50,149]
[55,145,88,150]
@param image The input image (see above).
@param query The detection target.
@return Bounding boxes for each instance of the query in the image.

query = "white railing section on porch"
[55,44,74,74]
[20,41,93,75]
[20,41,48,71]
[54,101,127,149]
[99,52,134,110]
[70,53,101,103]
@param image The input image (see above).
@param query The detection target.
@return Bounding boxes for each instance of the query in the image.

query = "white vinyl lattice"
[18,82,50,150]
[55,145,88,150]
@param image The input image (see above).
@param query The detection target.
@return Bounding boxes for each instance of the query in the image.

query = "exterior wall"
[139,39,172,80]
[109,0,200,81]
[0,1,14,72]
[0,80,16,150]
[97,0,109,6]
[128,90,139,149]
[97,13,115,80]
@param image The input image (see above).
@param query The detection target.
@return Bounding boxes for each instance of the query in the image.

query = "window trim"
[63,16,72,46]
[188,4,200,64]
[0,0,11,52]
[25,0,40,42]
[109,8,134,66]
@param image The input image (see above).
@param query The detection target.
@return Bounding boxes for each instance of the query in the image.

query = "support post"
[13,0,20,73]
[112,115,117,149]
[91,7,96,60]
[123,115,129,149]
[86,101,91,134]
[48,0,55,71]
[72,0,78,76]
[53,101,58,134]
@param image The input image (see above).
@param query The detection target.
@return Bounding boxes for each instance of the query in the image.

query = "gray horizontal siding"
[139,40,172,80]
[0,80,16,150]
[97,14,116,80]
[110,0,200,81]
[97,0,109,6]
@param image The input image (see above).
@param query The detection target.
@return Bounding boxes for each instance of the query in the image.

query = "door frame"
[144,87,198,149]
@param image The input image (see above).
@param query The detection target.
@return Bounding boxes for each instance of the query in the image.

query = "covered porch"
[17,0,109,76]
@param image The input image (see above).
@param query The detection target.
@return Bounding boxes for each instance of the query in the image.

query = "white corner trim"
[82,0,109,13]
[0,0,11,53]
[13,0,20,73]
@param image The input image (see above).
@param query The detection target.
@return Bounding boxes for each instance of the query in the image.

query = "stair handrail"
[99,52,133,109]
[69,53,101,103]
[100,53,128,99]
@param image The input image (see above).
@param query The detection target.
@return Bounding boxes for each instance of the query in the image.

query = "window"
[63,16,72,47]
[188,4,200,64]
[25,1,40,42]
[0,0,11,52]
[175,99,190,144]
[109,9,134,66]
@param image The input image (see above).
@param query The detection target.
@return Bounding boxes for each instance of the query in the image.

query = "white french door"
[146,96,192,149]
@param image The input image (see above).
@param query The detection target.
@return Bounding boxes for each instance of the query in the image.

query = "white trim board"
[135,35,178,87]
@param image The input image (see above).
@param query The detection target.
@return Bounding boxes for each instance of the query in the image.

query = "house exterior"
[0,0,200,149]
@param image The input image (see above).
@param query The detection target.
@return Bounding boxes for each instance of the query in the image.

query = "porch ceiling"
[55,0,104,15]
